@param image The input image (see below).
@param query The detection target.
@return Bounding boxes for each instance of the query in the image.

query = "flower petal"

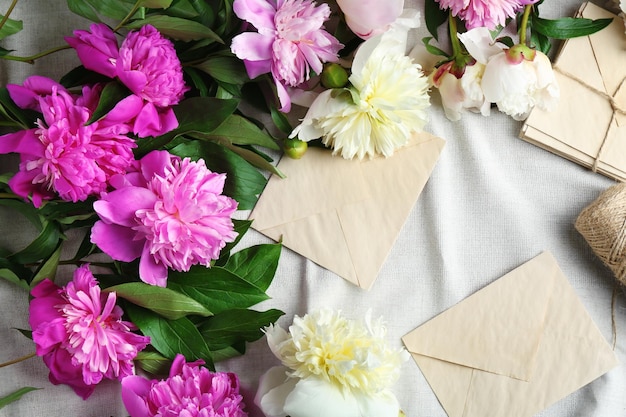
[233,0,277,32]
[139,244,168,287]
[121,375,154,417]
[231,32,274,61]
[90,221,143,262]
[284,377,360,417]
[93,187,156,227]
[255,366,295,417]
[0,129,43,155]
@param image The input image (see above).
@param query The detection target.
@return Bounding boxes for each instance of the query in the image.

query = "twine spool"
[575,183,626,287]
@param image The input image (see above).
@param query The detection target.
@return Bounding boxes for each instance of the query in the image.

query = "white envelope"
[402,251,619,417]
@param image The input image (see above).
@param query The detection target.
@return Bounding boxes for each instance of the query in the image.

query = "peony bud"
[283,138,308,159]
[320,63,349,88]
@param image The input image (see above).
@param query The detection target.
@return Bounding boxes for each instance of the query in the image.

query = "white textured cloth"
[0,1,624,416]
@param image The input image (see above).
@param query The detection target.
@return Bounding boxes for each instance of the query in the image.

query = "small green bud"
[320,63,349,88]
[283,138,308,159]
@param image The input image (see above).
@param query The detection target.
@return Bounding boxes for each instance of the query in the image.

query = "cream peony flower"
[459,27,559,121]
[255,309,409,417]
[291,16,430,160]
[431,60,490,121]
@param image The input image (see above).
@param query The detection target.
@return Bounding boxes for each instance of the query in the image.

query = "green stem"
[1,44,71,64]
[114,0,142,32]
[0,352,36,368]
[0,0,19,32]
[519,4,532,45]
[448,11,462,58]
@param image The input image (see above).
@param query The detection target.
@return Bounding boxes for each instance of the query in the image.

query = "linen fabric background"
[0,1,624,416]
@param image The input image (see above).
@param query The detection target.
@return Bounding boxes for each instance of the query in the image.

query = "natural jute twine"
[575,183,626,348]
[575,182,626,287]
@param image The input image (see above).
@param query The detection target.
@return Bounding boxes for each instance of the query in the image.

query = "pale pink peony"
[90,150,238,287]
[122,354,247,417]
[336,0,404,39]
[431,60,490,121]
[230,0,342,112]
[437,0,538,29]
[0,76,140,207]
[28,265,150,399]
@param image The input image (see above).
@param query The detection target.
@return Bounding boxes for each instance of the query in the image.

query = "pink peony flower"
[230,0,343,112]
[436,0,538,29]
[28,265,150,399]
[91,150,238,287]
[117,25,188,137]
[0,76,140,207]
[336,0,404,39]
[122,354,248,417]
[66,24,188,137]
[65,23,120,78]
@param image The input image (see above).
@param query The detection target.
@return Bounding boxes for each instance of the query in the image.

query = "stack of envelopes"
[520,2,626,181]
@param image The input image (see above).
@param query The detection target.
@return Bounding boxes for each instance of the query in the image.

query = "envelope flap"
[582,2,626,98]
[249,147,370,230]
[403,252,558,381]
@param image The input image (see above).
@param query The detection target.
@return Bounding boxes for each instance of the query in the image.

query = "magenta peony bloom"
[0,76,140,207]
[117,24,188,137]
[66,24,188,137]
[65,23,120,78]
[122,354,248,417]
[28,265,150,399]
[230,0,342,112]
[91,150,238,287]
[437,0,538,29]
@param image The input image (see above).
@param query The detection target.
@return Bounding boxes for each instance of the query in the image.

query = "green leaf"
[422,37,450,58]
[531,16,613,39]
[169,140,267,210]
[135,349,172,375]
[140,0,173,8]
[66,0,102,22]
[218,142,285,179]
[0,260,30,290]
[0,46,13,57]
[188,0,216,27]
[207,114,279,150]
[84,0,135,20]
[0,16,23,40]
[198,308,284,351]
[193,55,249,85]
[125,304,215,369]
[0,387,41,409]
[223,243,281,292]
[183,67,210,97]
[87,82,131,125]
[424,0,448,41]
[210,344,245,362]
[135,97,239,155]
[105,282,212,320]
[167,265,270,314]
[13,328,32,340]
[0,88,39,129]
[125,15,223,42]
[529,30,551,55]
[8,221,61,265]
[30,243,62,287]
[270,106,293,135]
[162,0,200,19]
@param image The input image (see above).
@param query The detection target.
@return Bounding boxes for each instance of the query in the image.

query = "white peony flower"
[255,309,409,417]
[431,60,490,121]
[291,19,430,160]
[458,27,559,121]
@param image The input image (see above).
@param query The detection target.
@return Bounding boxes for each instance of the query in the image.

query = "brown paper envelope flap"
[258,211,361,286]
[584,3,626,98]
[402,252,558,381]
[251,132,445,289]
[248,147,370,231]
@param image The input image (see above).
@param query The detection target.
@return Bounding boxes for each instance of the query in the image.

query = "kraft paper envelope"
[520,2,626,182]
[248,132,445,290]
[402,251,619,417]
